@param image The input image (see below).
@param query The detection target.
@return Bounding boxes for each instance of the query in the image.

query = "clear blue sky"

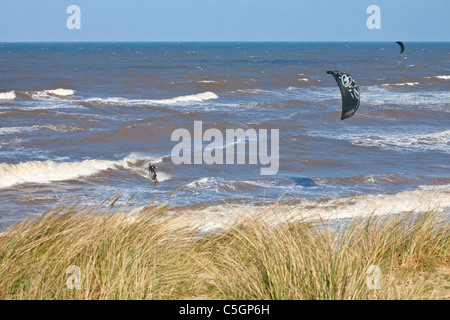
[0,0,448,42]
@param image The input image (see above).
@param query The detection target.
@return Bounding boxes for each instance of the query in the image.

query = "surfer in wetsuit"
[149,163,157,181]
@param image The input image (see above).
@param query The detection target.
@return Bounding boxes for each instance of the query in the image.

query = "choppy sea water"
[0,42,449,228]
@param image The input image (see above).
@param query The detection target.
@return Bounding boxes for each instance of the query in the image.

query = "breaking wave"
[165,184,450,233]
[0,159,116,188]
[85,91,218,106]
[31,88,76,99]
[0,153,170,188]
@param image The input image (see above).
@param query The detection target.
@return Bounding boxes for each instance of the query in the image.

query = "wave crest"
[31,88,76,99]
[0,159,116,188]
[0,91,16,100]
[0,153,171,188]
[86,91,218,106]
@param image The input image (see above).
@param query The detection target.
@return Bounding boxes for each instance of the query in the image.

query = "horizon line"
[1,40,449,44]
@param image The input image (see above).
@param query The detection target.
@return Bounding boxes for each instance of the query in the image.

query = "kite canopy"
[395,41,405,54]
[327,70,360,120]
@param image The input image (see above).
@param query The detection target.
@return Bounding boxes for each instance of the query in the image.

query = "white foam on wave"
[301,184,450,220]
[86,91,218,106]
[12,102,85,111]
[0,91,16,100]
[0,159,116,188]
[38,124,84,132]
[0,126,38,135]
[184,177,236,196]
[272,85,450,108]
[259,186,447,227]
[121,152,165,164]
[44,88,76,96]
[241,179,278,189]
[339,129,450,153]
[186,177,211,188]
[32,88,76,99]
[382,82,419,86]
[424,75,450,80]
[203,135,248,153]
[0,125,83,135]
[360,86,450,107]
[235,88,278,96]
[158,91,218,104]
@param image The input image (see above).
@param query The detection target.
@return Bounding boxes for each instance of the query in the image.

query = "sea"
[0,42,449,230]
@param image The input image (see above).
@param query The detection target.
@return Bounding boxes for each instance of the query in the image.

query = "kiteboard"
[150,173,158,183]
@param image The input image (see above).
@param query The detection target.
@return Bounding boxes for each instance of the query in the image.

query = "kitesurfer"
[149,163,157,181]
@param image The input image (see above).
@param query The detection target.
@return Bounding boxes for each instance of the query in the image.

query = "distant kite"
[327,70,360,120]
[395,41,405,54]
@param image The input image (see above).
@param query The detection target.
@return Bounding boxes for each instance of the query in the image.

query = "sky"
[0,0,449,42]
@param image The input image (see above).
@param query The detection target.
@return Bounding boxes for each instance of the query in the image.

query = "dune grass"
[0,198,448,300]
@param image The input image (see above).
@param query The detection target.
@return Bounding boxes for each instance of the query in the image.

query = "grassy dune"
[0,198,448,300]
